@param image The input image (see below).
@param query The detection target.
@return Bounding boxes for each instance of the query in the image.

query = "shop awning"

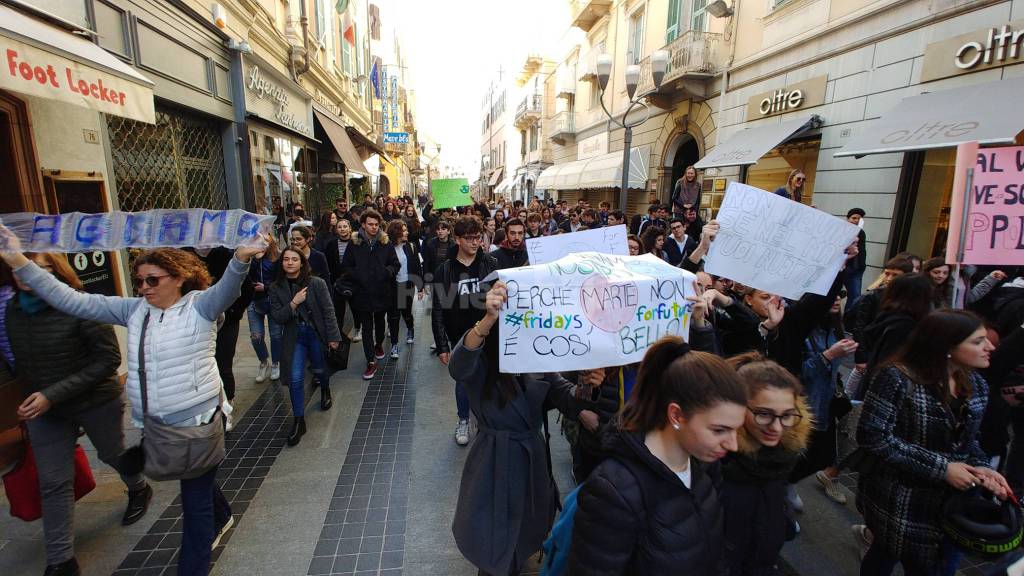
[345,127,392,163]
[695,116,819,170]
[536,146,652,191]
[488,167,504,187]
[314,110,369,176]
[496,178,514,195]
[834,76,1024,157]
[0,4,155,123]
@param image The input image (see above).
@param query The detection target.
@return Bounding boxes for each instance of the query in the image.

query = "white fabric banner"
[0,209,275,252]
[704,182,859,300]
[494,252,696,373]
[526,224,628,265]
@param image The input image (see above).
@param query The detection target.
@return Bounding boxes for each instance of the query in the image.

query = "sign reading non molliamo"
[946,141,1024,266]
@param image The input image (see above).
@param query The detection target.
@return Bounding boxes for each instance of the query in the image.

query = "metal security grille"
[106,107,228,211]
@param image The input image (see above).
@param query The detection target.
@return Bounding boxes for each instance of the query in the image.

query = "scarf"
[18,291,49,315]
[499,238,524,251]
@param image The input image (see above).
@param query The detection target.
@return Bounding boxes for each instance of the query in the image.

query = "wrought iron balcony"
[571,0,612,32]
[636,30,723,99]
[549,111,576,144]
[514,94,542,128]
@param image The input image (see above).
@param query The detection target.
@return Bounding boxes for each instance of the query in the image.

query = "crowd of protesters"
[4,171,1024,576]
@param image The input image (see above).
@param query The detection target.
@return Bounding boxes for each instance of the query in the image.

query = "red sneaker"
[374,344,386,360]
[362,362,378,380]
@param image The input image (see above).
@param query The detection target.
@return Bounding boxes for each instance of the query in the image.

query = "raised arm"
[13,260,136,326]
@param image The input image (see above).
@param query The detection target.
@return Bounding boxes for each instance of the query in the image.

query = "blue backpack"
[539,484,582,576]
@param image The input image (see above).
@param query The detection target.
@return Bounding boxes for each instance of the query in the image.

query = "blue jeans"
[247,299,281,364]
[179,466,231,576]
[455,380,469,420]
[290,323,327,417]
[844,268,864,309]
[860,539,962,576]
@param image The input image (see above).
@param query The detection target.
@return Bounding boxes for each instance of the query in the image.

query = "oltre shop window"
[745,137,821,206]
[901,148,955,259]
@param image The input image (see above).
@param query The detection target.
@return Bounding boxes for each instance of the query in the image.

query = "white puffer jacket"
[15,256,249,426]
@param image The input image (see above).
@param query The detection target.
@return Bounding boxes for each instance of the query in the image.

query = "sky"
[382,0,572,179]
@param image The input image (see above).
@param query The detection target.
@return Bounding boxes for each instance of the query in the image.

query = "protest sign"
[946,142,1024,266]
[526,224,628,265]
[431,178,473,210]
[494,252,697,373]
[0,209,274,253]
[704,182,859,300]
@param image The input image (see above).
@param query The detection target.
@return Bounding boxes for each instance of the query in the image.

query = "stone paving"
[0,300,998,575]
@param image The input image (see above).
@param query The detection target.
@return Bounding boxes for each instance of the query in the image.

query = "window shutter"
[666,0,680,43]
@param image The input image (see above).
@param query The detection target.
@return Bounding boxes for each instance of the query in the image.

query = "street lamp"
[596,50,669,214]
[420,143,442,207]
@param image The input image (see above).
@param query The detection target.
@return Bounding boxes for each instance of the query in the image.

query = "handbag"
[3,425,95,521]
[830,372,854,422]
[137,311,225,482]
[299,289,350,373]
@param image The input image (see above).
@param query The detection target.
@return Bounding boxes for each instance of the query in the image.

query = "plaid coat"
[857,366,989,572]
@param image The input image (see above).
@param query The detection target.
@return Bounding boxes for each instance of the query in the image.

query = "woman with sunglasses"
[719,353,811,576]
[857,309,1010,576]
[774,169,807,204]
[0,228,267,576]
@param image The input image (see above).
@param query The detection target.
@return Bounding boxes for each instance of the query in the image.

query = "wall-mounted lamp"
[212,3,228,29]
[706,0,734,18]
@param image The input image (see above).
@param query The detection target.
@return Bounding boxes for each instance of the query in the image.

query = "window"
[529,126,539,152]
[897,148,956,259]
[690,0,708,33]
[666,0,681,43]
[627,8,645,65]
[744,137,820,209]
[341,33,352,74]
[521,130,527,156]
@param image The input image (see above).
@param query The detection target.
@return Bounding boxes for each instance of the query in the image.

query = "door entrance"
[669,136,700,191]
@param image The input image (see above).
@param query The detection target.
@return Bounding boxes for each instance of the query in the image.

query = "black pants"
[387,281,415,344]
[332,291,360,334]
[215,314,241,400]
[355,310,387,364]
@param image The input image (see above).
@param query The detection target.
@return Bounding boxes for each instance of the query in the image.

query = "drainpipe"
[291,0,312,79]
[718,0,741,123]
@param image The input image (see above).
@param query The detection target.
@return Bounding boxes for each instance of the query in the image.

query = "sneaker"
[816,470,848,504]
[363,362,378,380]
[430,343,437,351]
[390,344,399,359]
[374,344,386,360]
[270,363,280,381]
[406,330,414,345]
[851,524,873,558]
[212,515,234,549]
[255,361,270,383]
[455,419,470,446]
[351,328,363,343]
[784,484,804,513]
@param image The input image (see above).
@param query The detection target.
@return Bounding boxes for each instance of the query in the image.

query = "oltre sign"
[746,76,827,119]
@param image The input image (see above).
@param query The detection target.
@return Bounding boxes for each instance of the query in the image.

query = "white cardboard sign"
[526,224,628,265]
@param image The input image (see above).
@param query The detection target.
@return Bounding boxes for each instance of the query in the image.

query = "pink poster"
[946,143,1024,266]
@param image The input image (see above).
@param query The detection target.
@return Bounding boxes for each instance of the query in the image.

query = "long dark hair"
[274,247,311,287]
[621,337,747,433]
[890,309,984,404]
[879,273,932,320]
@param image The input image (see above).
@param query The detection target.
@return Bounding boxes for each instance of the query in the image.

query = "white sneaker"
[815,470,848,504]
[784,484,804,513]
[255,361,270,383]
[390,344,399,359]
[406,335,414,345]
[351,328,363,343]
[851,524,873,558]
[430,343,437,351]
[212,515,234,549]
[224,411,234,433]
[455,419,470,446]
[270,363,280,381]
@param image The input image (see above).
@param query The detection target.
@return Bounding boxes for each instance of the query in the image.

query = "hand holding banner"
[493,252,696,373]
[431,178,473,210]
[704,182,859,300]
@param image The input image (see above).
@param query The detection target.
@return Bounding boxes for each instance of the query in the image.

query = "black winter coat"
[489,245,528,270]
[5,296,121,417]
[338,230,401,313]
[569,429,727,575]
[421,236,455,283]
[860,311,916,377]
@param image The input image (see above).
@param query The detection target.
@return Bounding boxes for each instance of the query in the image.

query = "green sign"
[431,178,472,210]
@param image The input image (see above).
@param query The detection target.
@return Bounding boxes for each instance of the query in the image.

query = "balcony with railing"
[549,111,576,144]
[571,0,612,32]
[636,30,724,99]
[514,94,542,128]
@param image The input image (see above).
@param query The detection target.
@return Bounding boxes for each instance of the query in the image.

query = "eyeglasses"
[748,407,803,428]
[132,274,171,289]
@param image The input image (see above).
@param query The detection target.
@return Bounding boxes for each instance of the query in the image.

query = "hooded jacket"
[339,229,401,313]
[721,398,812,576]
[569,429,727,575]
[489,238,528,270]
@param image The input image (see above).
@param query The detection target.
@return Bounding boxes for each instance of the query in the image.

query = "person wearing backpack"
[568,337,748,575]
[448,281,598,576]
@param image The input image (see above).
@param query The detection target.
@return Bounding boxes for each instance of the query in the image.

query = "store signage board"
[491,252,696,373]
[0,209,275,252]
[577,132,609,160]
[922,20,1024,83]
[946,141,1024,266]
[383,132,409,144]
[1,37,155,123]
[746,75,827,119]
[705,182,860,300]
[526,224,628,265]
[431,178,473,210]
[245,63,312,137]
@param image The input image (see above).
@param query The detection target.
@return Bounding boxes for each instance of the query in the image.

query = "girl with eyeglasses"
[857,309,1010,576]
[719,353,811,576]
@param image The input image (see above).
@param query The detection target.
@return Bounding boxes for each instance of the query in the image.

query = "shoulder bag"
[298,285,350,373]
[137,311,225,481]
